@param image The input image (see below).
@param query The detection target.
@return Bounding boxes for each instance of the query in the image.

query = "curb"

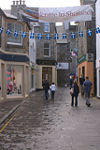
[92,97,100,102]
[0,99,26,126]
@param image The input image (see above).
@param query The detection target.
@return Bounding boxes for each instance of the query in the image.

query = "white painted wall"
[29,23,37,91]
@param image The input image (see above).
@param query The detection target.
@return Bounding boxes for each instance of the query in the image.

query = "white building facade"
[29,23,37,92]
[96,0,100,98]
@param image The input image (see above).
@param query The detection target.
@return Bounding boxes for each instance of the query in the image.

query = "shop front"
[0,54,29,101]
[77,54,94,96]
[36,65,57,89]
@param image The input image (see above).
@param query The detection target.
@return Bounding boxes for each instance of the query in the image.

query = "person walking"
[79,75,85,96]
[44,80,50,100]
[50,82,56,100]
[70,76,74,88]
[71,79,79,107]
[83,76,92,107]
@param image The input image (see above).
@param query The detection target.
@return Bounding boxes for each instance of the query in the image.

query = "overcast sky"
[0,0,80,10]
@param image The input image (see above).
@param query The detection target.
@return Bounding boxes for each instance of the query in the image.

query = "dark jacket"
[70,78,74,88]
[72,83,79,96]
[83,79,92,93]
[44,80,49,92]
[79,77,85,85]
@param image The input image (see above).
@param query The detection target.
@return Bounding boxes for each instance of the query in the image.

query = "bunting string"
[0,26,100,40]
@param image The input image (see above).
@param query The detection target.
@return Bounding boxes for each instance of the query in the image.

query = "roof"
[0,8,17,19]
[3,10,17,19]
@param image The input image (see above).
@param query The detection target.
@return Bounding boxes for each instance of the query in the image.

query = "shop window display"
[6,65,23,95]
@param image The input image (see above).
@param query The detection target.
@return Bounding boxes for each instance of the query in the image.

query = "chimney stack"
[13,1,15,5]
[16,1,19,5]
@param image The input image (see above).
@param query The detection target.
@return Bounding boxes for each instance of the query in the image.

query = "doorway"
[42,67,52,84]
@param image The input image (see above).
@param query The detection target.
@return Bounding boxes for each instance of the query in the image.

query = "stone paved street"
[0,87,100,150]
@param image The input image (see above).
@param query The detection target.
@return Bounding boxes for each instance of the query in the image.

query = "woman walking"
[71,79,79,107]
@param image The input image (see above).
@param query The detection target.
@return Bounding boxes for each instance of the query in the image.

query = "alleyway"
[0,87,100,150]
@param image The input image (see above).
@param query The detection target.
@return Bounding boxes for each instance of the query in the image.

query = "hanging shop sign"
[57,62,69,70]
[77,54,86,64]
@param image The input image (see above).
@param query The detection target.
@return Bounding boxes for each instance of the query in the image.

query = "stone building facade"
[10,1,57,90]
[57,43,70,86]
[0,8,30,100]
[34,23,57,89]
[56,24,70,86]
[77,0,96,95]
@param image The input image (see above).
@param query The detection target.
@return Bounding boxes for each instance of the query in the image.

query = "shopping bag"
[48,90,51,96]
[70,88,74,95]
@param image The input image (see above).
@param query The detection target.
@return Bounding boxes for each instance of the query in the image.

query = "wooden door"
[42,67,52,84]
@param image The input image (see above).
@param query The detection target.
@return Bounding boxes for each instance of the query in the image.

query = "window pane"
[7,23,23,44]
[44,48,49,56]
[44,23,50,32]
[44,43,49,56]
[44,43,49,48]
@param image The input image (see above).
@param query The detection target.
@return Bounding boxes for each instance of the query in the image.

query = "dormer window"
[44,23,50,32]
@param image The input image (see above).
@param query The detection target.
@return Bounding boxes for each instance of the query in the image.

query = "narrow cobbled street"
[0,87,100,150]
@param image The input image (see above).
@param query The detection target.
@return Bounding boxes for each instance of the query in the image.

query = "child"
[50,83,56,100]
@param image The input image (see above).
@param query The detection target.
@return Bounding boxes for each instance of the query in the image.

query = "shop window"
[7,23,23,45]
[6,65,23,96]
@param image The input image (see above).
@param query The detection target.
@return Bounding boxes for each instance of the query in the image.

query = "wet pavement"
[0,87,100,150]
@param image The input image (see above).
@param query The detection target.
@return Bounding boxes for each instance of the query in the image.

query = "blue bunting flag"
[46,33,51,40]
[30,33,34,39]
[62,33,67,39]
[38,33,42,40]
[55,33,59,40]
[0,27,4,34]
[6,29,11,35]
[79,31,83,37]
[87,29,92,36]
[96,27,100,34]
[14,30,18,37]
[71,32,75,39]
[22,32,26,38]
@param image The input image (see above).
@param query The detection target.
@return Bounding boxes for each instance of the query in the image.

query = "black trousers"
[71,95,78,106]
[51,91,55,100]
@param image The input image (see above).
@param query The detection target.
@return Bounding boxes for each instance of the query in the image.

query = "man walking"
[79,75,85,96]
[44,80,50,100]
[83,76,92,107]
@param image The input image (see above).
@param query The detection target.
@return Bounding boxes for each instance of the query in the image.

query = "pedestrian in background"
[50,82,56,100]
[70,76,74,88]
[71,79,79,107]
[44,80,50,100]
[79,75,85,96]
[83,76,92,107]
